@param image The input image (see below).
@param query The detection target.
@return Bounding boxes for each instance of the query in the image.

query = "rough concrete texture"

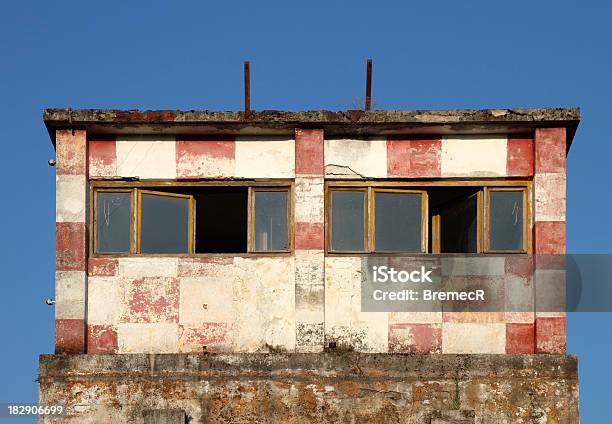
[324,138,388,178]
[38,353,579,424]
[43,108,580,149]
[86,256,297,354]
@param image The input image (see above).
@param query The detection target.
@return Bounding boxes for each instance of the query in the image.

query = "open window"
[137,190,194,254]
[93,185,291,255]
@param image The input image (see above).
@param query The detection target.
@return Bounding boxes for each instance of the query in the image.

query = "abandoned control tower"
[39,106,580,423]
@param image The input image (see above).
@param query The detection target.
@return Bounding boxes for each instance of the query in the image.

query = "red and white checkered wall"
[54,128,566,354]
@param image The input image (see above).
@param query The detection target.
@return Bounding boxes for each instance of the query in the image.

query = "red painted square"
[505,255,534,279]
[55,319,85,354]
[88,136,116,178]
[87,324,118,354]
[88,258,118,276]
[535,128,566,173]
[536,317,566,354]
[56,129,87,175]
[295,222,324,250]
[176,136,235,178]
[122,277,180,323]
[506,136,534,176]
[295,128,324,176]
[389,323,441,353]
[534,221,565,254]
[387,137,441,178]
[56,222,86,271]
[178,323,232,352]
[506,323,535,354]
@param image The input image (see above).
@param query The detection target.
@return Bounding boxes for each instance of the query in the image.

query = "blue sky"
[0,0,610,421]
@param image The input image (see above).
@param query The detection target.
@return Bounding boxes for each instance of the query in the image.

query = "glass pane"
[489,191,524,250]
[254,191,288,251]
[375,192,422,252]
[97,192,132,253]
[140,193,190,253]
[331,191,365,251]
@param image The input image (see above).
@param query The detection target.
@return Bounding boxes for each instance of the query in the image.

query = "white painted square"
[441,135,507,177]
[534,173,566,221]
[87,277,120,325]
[117,323,179,353]
[117,257,178,278]
[442,323,506,353]
[235,137,295,178]
[56,175,86,223]
[232,257,295,352]
[55,271,86,319]
[116,135,176,179]
[324,138,387,178]
[295,177,324,223]
[179,277,234,325]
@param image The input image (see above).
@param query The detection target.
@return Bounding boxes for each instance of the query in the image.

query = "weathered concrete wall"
[324,256,542,354]
[88,135,295,179]
[61,129,565,355]
[533,128,567,354]
[38,353,579,424]
[87,257,295,354]
[326,135,535,179]
[55,129,87,354]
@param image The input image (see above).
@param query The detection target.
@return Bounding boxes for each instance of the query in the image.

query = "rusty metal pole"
[365,59,372,111]
[244,61,251,113]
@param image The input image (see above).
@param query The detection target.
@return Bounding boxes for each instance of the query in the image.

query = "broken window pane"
[140,193,190,253]
[489,190,523,251]
[97,192,132,253]
[254,191,288,251]
[375,192,422,252]
[330,190,365,251]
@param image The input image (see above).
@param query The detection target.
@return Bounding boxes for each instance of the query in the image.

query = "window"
[485,188,526,252]
[328,188,427,253]
[327,183,529,254]
[96,191,133,253]
[138,191,193,254]
[330,189,366,252]
[253,189,289,252]
[93,185,291,255]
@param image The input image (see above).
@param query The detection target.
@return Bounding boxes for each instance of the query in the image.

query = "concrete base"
[39,353,579,423]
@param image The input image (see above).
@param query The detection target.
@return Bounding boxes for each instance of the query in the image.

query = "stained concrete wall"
[38,353,579,424]
[53,129,566,354]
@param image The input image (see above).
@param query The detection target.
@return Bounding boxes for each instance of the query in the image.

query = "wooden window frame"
[326,187,369,254]
[248,186,293,253]
[92,188,136,254]
[483,186,531,254]
[325,180,532,255]
[136,189,195,255]
[370,188,429,253]
[90,181,293,257]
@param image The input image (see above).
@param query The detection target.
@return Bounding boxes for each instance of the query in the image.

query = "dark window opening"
[195,187,248,253]
[429,188,480,253]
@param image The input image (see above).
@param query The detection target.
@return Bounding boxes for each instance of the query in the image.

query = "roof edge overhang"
[43,107,580,153]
